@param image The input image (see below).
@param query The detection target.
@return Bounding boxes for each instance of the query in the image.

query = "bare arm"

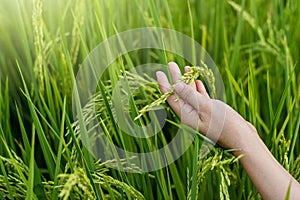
[156,62,300,200]
[234,129,300,200]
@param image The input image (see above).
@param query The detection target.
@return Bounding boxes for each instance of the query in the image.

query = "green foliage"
[0,0,300,199]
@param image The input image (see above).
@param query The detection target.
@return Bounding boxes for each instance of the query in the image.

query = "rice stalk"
[0,152,29,199]
[57,168,95,200]
[71,68,167,138]
[93,160,144,200]
[290,155,300,182]
[49,159,144,200]
[187,146,242,200]
[228,1,265,43]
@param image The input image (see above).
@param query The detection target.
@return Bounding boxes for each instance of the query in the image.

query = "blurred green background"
[0,0,299,199]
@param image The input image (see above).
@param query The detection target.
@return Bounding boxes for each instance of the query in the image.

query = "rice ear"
[135,62,216,120]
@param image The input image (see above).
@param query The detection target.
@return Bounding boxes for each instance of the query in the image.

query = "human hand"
[156,62,257,149]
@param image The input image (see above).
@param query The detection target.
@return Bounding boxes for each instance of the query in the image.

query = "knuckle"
[182,103,194,115]
[183,88,196,101]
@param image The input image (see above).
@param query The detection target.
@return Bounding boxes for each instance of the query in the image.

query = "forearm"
[234,131,300,200]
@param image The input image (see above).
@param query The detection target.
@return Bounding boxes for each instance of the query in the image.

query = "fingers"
[156,71,182,115]
[156,71,171,94]
[174,82,207,112]
[184,66,190,74]
[157,63,210,114]
[195,80,210,98]
[156,62,210,131]
[168,62,182,84]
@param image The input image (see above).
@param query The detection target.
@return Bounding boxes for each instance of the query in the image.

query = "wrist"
[232,123,260,157]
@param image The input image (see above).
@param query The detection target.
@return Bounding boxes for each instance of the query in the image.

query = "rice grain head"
[32,0,45,91]
[135,61,215,120]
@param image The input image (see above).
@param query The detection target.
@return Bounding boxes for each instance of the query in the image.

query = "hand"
[156,62,257,149]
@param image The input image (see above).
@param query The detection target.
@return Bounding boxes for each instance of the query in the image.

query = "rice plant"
[0,0,300,199]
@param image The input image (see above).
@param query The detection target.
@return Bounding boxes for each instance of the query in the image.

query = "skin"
[156,62,300,200]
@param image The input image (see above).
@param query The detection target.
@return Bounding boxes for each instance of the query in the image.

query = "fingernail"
[174,83,185,92]
[156,71,162,79]
[184,66,190,73]
[168,62,177,68]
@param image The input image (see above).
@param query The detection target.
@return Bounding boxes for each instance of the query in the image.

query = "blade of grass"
[15,105,47,199]
[248,55,257,127]
[52,97,67,200]
[26,125,37,200]
[227,0,246,76]
[270,68,295,145]
[190,137,199,200]
[288,106,300,164]
[267,71,274,123]
[17,61,56,179]
[225,65,269,133]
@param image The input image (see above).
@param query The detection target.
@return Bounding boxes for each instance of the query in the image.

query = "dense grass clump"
[0,0,300,199]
